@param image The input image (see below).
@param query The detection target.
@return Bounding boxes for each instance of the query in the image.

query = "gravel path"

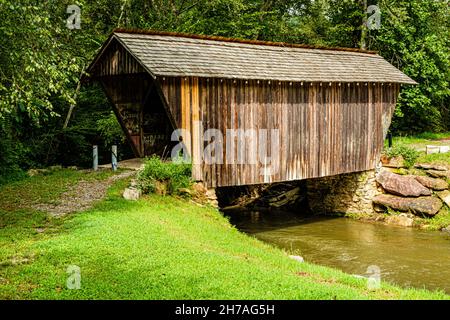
[32,171,136,217]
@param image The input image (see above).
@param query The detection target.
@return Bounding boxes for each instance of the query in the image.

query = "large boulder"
[415,163,448,171]
[289,255,304,263]
[376,170,431,197]
[426,170,450,180]
[385,215,414,227]
[436,190,450,207]
[373,194,442,216]
[123,187,141,201]
[414,176,448,191]
[380,155,405,168]
[192,182,208,194]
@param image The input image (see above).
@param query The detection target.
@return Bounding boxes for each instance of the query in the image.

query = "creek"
[225,209,450,294]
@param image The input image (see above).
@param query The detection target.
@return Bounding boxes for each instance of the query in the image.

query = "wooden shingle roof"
[92,30,417,84]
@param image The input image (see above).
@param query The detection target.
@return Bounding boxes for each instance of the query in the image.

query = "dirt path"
[32,170,136,217]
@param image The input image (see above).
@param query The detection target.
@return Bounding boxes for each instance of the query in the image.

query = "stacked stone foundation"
[306,170,382,216]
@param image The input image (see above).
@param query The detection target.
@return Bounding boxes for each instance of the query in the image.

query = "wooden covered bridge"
[86,29,416,188]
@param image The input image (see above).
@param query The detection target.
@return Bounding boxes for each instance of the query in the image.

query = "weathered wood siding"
[98,73,174,158]
[90,39,146,76]
[160,77,399,188]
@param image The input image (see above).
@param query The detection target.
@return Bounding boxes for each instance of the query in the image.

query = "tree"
[0,0,83,121]
[372,0,450,133]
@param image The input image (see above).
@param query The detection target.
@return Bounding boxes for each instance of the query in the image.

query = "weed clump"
[137,156,192,195]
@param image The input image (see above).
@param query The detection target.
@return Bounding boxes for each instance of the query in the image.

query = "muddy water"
[225,209,450,293]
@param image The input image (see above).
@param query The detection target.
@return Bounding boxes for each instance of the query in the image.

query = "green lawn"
[417,152,450,167]
[384,131,450,172]
[386,132,450,162]
[0,170,448,299]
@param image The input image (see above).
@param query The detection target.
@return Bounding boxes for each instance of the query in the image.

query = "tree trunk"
[360,0,368,50]
[63,67,84,129]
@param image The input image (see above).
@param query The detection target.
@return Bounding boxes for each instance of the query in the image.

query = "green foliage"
[96,111,126,147]
[0,82,133,178]
[137,156,192,195]
[0,117,30,185]
[385,132,450,167]
[372,0,450,133]
[322,0,365,47]
[417,153,450,168]
[0,139,28,185]
[0,1,83,121]
[384,144,420,168]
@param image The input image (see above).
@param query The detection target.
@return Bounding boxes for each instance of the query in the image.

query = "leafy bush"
[137,156,192,195]
[384,144,420,168]
[96,112,126,147]
[0,121,29,185]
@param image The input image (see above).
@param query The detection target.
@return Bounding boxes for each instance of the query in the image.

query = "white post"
[93,145,98,171]
[112,145,118,171]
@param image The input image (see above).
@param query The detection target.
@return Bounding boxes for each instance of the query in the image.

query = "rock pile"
[192,182,219,207]
[373,164,449,217]
[376,170,431,197]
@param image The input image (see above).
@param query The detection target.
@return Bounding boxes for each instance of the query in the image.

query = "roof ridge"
[113,28,378,55]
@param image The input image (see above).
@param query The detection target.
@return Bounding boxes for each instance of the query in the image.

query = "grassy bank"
[386,132,450,165]
[0,169,448,299]
[388,131,450,146]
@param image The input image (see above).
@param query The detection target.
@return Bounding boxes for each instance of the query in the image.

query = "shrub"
[96,112,126,147]
[137,156,192,195]
[0,123,29,185]
[383,144,419,168]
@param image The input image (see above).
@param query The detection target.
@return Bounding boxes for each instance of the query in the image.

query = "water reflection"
[225,209,450,293]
